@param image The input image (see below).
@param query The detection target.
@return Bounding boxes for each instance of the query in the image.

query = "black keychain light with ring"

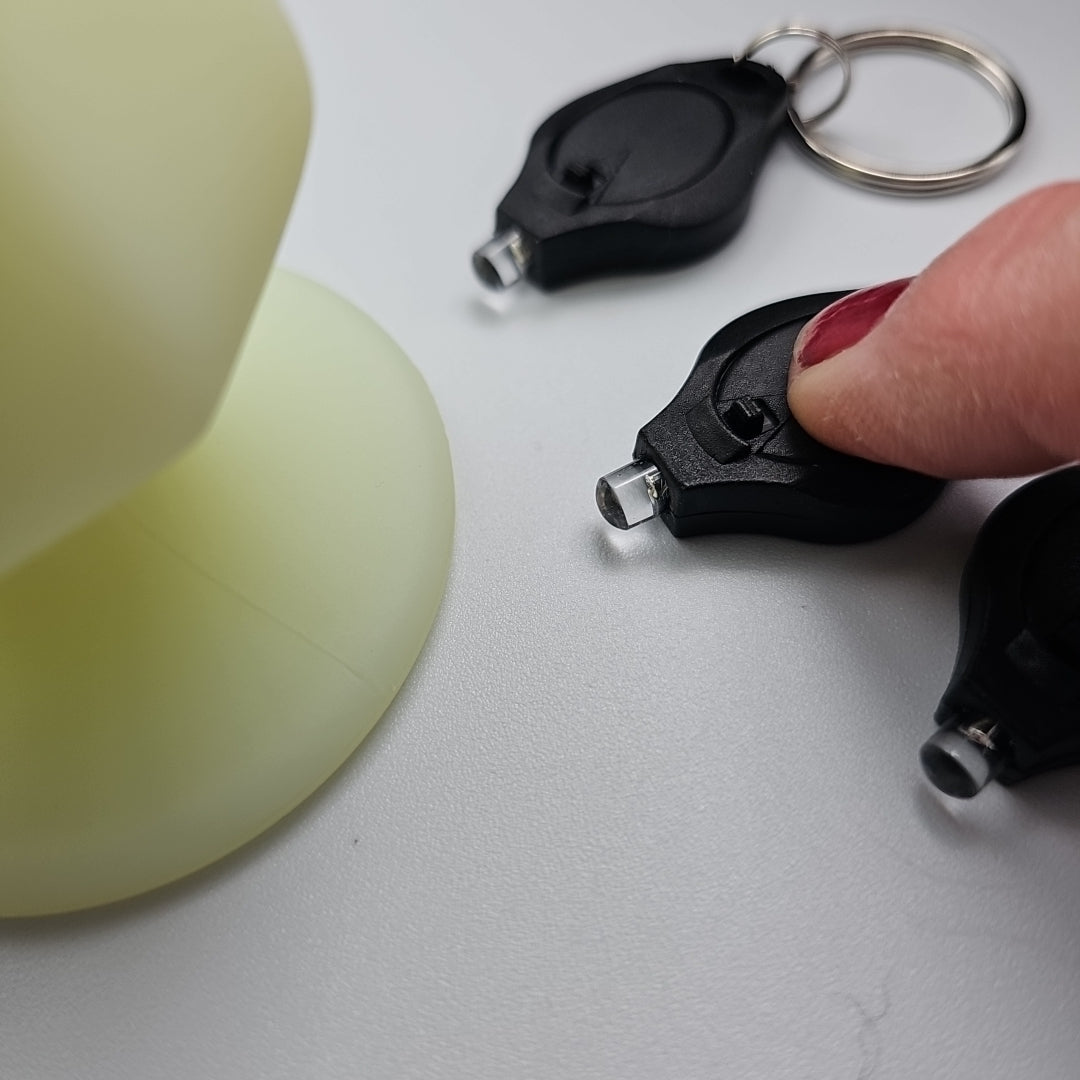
[472,23,1029,290]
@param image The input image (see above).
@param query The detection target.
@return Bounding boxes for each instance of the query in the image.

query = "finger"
[788,182,1080,479]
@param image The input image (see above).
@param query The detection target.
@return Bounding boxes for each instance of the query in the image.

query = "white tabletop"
[5,0,1080,1077]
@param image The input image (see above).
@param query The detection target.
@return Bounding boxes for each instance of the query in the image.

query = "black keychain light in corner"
[921,467,1080,799]
[472,26,1027,291]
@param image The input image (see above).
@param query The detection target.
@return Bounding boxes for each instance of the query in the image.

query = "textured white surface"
[4,0,1080,1076]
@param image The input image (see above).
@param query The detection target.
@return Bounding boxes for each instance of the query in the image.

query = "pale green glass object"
[0,0,310,575]
[0,270,454,916]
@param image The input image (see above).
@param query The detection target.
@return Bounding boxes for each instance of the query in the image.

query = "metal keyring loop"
[736,26,853,126]
[789,29,1028,195]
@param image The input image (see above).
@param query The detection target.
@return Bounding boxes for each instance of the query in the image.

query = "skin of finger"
[788,181,1080,479]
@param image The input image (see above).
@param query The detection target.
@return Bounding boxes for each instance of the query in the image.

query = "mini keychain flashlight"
[596,292,944,542]
[921,467,1080,798]
[474,27,1026,291]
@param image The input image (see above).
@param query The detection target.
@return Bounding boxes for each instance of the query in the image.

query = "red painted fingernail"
[794,278,912,369]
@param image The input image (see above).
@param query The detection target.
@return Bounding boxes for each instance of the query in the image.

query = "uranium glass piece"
[0,271,455,916]
[0,0,310,576]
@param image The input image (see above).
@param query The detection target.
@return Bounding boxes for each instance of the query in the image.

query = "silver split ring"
[789,28,1028,195]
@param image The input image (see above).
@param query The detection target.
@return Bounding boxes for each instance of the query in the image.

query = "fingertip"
[788,321,1067,480]
[787,342,908,468]
[789,182,1080,478]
